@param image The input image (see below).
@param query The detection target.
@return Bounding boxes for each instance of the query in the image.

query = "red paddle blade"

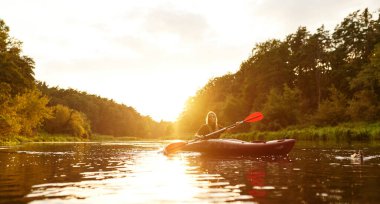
[243,112,264,123]
[163,141,187,155]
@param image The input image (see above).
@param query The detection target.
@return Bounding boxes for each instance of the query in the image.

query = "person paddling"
[163,112,264,155]
[195,111,235,140]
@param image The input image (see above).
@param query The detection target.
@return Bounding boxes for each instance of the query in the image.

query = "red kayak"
[174,139,296,156]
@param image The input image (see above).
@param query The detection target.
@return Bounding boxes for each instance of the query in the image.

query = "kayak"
[177,139,296,156]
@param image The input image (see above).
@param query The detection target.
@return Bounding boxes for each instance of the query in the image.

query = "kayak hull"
[180,139,296,156]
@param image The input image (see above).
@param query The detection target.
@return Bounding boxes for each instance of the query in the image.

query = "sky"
[1,0,380,121]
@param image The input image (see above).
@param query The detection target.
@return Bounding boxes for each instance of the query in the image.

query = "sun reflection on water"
[25,145,247,204]
[24,142,258,204]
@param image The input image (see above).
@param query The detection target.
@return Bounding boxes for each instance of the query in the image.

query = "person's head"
[206,111,218,126]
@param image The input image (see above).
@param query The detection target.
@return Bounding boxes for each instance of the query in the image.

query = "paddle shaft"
[200,121,244,140]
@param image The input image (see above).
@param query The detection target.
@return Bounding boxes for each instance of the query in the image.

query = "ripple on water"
[16,151,75,155]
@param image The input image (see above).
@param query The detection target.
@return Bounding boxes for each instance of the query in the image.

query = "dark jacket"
[196,124,224,139]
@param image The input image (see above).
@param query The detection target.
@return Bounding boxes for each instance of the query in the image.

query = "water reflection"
[0,141,380,203]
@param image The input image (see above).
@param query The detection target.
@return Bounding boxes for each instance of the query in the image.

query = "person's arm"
[211,122,240,139]
[195,125,208,139]
[205,125,224,139]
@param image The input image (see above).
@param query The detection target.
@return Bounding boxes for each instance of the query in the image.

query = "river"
[0,140,379,203]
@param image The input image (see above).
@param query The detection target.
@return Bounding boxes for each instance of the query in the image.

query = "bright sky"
[1,0,380,121]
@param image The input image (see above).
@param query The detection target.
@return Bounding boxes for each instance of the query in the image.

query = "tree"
[0,83,20,137]
[347,90,379,122]
[13,89,52,136]
[350,43,380,94]
[44,104,91,138]
[313,86,348,125]
[0,20,35,95]
[0,89,51,137]
[331,8,380,96]
[260,85,302,130]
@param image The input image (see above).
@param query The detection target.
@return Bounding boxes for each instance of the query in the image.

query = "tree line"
[0,19,172,139]
[177,8,380,133]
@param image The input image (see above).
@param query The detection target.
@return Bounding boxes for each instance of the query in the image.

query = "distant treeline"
[177,8,380,133]
[38,83,173,137]
[0,19,172,140]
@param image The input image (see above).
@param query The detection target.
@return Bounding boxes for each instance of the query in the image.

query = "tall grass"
[224,122,380,142]
[0,133,85,145]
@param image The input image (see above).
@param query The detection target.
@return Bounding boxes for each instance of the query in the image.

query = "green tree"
[347,90,379,122]
[260,85,302,130]
[0,20,35,95]
[44,104,91,138]
[350,43,380,94]
[0,89,51,137]
[331,8,380,96]
[13,89,52,136]
[0,83,20,137]
[313,86,348,125]
[242,39,292,110]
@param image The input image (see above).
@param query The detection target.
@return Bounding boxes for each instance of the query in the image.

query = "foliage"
[43,105,91,138]
[0,20,35,95]
[350,43,380,94]
[224,122,380,142]
[347,90,379,122]
[260,85,302,130]
[177,8,380,133]
[313,86,348,126]
[0,89,51,137]
[38,83,173,138]
[0,19,50,138]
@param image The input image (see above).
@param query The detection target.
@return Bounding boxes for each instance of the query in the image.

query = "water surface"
[0,141,379,203]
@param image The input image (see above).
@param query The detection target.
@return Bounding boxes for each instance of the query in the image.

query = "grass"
[0,133,86,146]
[90,134,138,142]
[223,122,380,142]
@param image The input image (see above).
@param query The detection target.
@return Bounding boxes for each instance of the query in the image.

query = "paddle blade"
[163,141,187,155]
[244,112,264,123]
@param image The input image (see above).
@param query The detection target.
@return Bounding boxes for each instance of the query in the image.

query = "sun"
[89,70,210,122]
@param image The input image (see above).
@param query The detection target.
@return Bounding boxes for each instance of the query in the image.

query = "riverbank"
[0,133,152,146]
[224,122,380,142]
[0,133,86,146]
[1,123,379,146]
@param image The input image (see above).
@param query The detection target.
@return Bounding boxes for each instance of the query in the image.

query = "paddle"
[163,112,264,155]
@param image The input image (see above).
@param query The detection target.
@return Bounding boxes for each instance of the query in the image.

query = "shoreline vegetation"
[224,122,380,142]
[1,122,379,146]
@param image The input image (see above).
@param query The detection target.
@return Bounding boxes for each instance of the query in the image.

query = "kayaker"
[195,111,232,139]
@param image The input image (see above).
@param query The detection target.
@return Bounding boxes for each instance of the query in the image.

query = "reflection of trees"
[0,143,136,203]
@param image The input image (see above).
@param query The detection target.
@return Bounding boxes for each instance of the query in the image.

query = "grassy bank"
[0,133,157,146]
[90,134,138,142]
[224,122,380,142]
[0,133,87,146]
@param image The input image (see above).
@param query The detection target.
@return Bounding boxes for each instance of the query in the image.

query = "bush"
[347,90,379,122]
[0,88,51,137]
[260,85,302,130]
[43,105,91,138]
[313,86,348,126]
